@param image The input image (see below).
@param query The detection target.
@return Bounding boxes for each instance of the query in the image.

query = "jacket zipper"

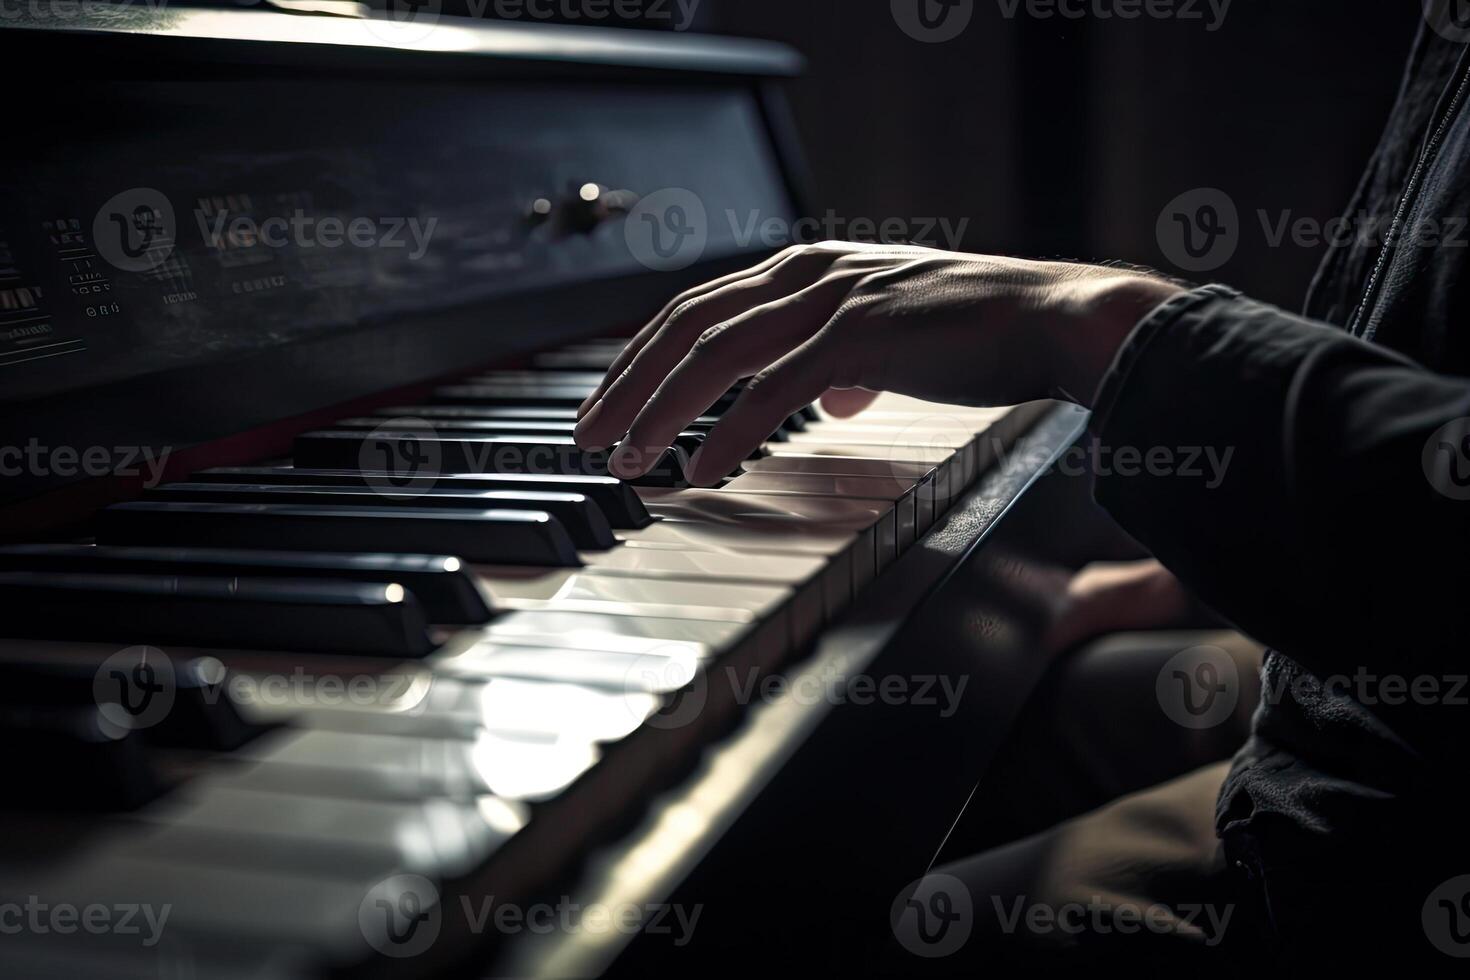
[1348,46,1470,341]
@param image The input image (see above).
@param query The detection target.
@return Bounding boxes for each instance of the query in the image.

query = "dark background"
[701,0,1420,310]
[440,0,1420,310]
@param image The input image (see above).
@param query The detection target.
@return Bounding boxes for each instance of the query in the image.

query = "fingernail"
[576,393,601,420]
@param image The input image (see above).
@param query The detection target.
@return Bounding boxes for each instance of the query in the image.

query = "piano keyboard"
[0,336,1034,978]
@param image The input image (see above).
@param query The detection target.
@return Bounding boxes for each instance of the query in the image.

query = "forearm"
[1091,286,1470,683]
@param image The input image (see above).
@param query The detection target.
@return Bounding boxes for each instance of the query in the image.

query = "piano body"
[0,8,1104,977]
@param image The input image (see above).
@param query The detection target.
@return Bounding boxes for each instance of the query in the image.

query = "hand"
[572,242,1183,485]
[1042,559,1198,654]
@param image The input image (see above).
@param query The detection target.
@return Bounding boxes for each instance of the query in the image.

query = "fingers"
[575,251,797,419]
[687,332,841,486]
[574,246,850,448]
[819,387,879,418]
[610,276,859,478]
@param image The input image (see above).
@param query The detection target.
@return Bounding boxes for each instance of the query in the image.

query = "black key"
[190,467,653,528]
[531,349,623,370]
[340,417,587,436]
[333,417,767,460]
[467,370,608,386]
[434,383,741,415]
[292,431,703,487]
[1,703,158,810]
[0,654,261,750]
[143,482,617,550]
[100,501,582,567]
[0,571,436,658]
[432,383,604,407]
[0,544,493,625]
[380,404,808,435]
[346,414,788,444]
[380,405,584,422]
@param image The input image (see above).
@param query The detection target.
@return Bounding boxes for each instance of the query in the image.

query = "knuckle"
[691,322,731,355]
[666,294,708,327]
[741,369,782,403]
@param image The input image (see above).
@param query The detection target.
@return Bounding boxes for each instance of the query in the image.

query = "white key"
[721,470,922,549]
[482,610,746,656]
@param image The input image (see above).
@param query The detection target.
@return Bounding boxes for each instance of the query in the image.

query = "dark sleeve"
[1090,285,1470,691]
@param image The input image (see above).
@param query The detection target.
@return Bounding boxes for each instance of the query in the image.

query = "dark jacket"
[1091,18,1470,955]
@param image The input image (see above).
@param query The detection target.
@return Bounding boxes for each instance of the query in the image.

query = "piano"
[0,7,1099,977]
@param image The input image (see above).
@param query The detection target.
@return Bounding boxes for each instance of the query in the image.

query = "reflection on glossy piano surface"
[0,7,1088,978]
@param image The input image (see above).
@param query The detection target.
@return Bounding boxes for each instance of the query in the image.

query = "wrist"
[1049,274,1185,407]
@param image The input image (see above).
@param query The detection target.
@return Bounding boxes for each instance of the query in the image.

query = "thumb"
[819,387,880,418]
